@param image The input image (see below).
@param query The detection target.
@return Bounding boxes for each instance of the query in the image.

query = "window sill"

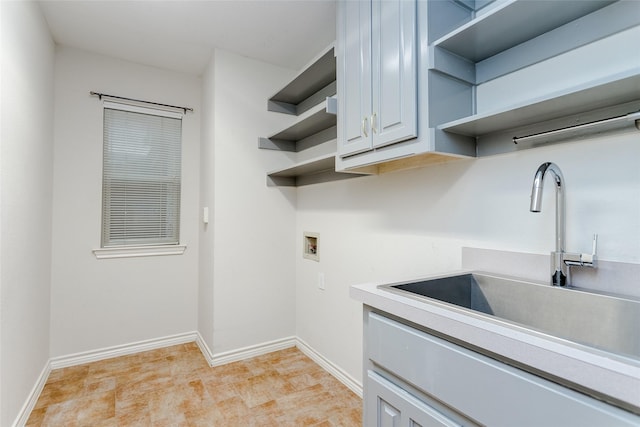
[93,245,187,259]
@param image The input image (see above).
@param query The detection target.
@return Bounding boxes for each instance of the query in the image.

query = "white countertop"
[350,273,640,411]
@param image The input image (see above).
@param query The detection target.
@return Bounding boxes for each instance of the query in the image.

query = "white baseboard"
[194,331,215,365]
[295,337,363,398]
[195,334,362,397]
[49,331,198,369]
[13,361,51,427]
[206,336,297,367]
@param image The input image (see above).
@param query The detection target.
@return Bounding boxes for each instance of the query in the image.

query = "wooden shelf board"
[269,99,336,142]
[268,155,336,178]
[268,45,336,106]
[267,153,369,187]
[434,0,614,62]
[439,69,640,136]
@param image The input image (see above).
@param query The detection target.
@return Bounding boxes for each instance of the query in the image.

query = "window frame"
[94,101,186,259]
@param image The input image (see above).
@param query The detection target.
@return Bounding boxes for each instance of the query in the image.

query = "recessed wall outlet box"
[303,232,319,261]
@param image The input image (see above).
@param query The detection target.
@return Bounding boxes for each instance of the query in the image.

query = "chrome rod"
[90,91,193,113]
[513,111,640,144]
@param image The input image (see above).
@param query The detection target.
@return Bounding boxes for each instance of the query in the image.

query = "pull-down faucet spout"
[529,162,597,287]
[530,162,567,286]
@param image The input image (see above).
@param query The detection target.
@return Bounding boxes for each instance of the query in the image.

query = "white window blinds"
[101,102,182,248]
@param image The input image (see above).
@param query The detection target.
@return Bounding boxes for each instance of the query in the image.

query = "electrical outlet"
[318,272,325,290]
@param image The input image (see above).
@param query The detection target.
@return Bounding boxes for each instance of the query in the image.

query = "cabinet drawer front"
[366,370,462,427]
[367,312,640,427]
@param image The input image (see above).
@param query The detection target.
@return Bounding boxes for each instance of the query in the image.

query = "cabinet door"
[338,0,373,157]
[366,371,462,427]
[371,0,418,149]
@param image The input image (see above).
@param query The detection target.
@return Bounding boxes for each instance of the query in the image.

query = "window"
[101,102,182,249]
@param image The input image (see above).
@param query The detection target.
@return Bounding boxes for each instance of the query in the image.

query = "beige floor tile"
[26,344,362,426]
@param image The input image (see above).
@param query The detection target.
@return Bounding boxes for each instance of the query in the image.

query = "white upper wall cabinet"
[336,0,640,173]
[337,0,418,159]
[336,0,476,172]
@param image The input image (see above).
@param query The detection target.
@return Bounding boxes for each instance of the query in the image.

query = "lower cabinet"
[364,310,640,427]
[366,371,462,427]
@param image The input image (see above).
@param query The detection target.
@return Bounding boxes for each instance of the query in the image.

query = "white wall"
[199,48,298,355]
[0,1,55,425]
[296,131,640,386]
[49,46,201,357]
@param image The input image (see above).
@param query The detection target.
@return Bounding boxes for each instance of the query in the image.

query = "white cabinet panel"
[372,0,417,149]
[379,398,401,427]
[339,0,372,156]
[366,371,463,427]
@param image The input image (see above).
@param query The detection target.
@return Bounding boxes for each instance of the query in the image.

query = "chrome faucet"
[529,162,597,286]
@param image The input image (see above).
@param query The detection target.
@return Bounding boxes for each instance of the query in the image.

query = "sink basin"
[382,272,640,360]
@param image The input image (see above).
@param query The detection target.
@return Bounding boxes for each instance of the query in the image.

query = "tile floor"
[26,343,362,426]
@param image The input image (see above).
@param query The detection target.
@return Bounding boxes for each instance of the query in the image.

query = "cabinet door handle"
[362,117,369,138]
[371,113,377,134]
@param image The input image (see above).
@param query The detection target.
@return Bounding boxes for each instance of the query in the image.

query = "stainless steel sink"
[381,272,640,360]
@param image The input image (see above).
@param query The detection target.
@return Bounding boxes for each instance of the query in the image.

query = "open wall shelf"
[426,0,640,156]
[433,0,615,64]
[266,150,367,187]
[267,45,337,116]
[259,98,338,152]
[439,69,640,136]
[260,44,370,187]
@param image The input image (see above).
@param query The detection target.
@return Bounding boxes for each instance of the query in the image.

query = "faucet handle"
[563,234,598,268]
[581,234,598,265]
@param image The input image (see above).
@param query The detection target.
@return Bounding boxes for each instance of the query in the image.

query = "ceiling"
[38,0,337,76]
